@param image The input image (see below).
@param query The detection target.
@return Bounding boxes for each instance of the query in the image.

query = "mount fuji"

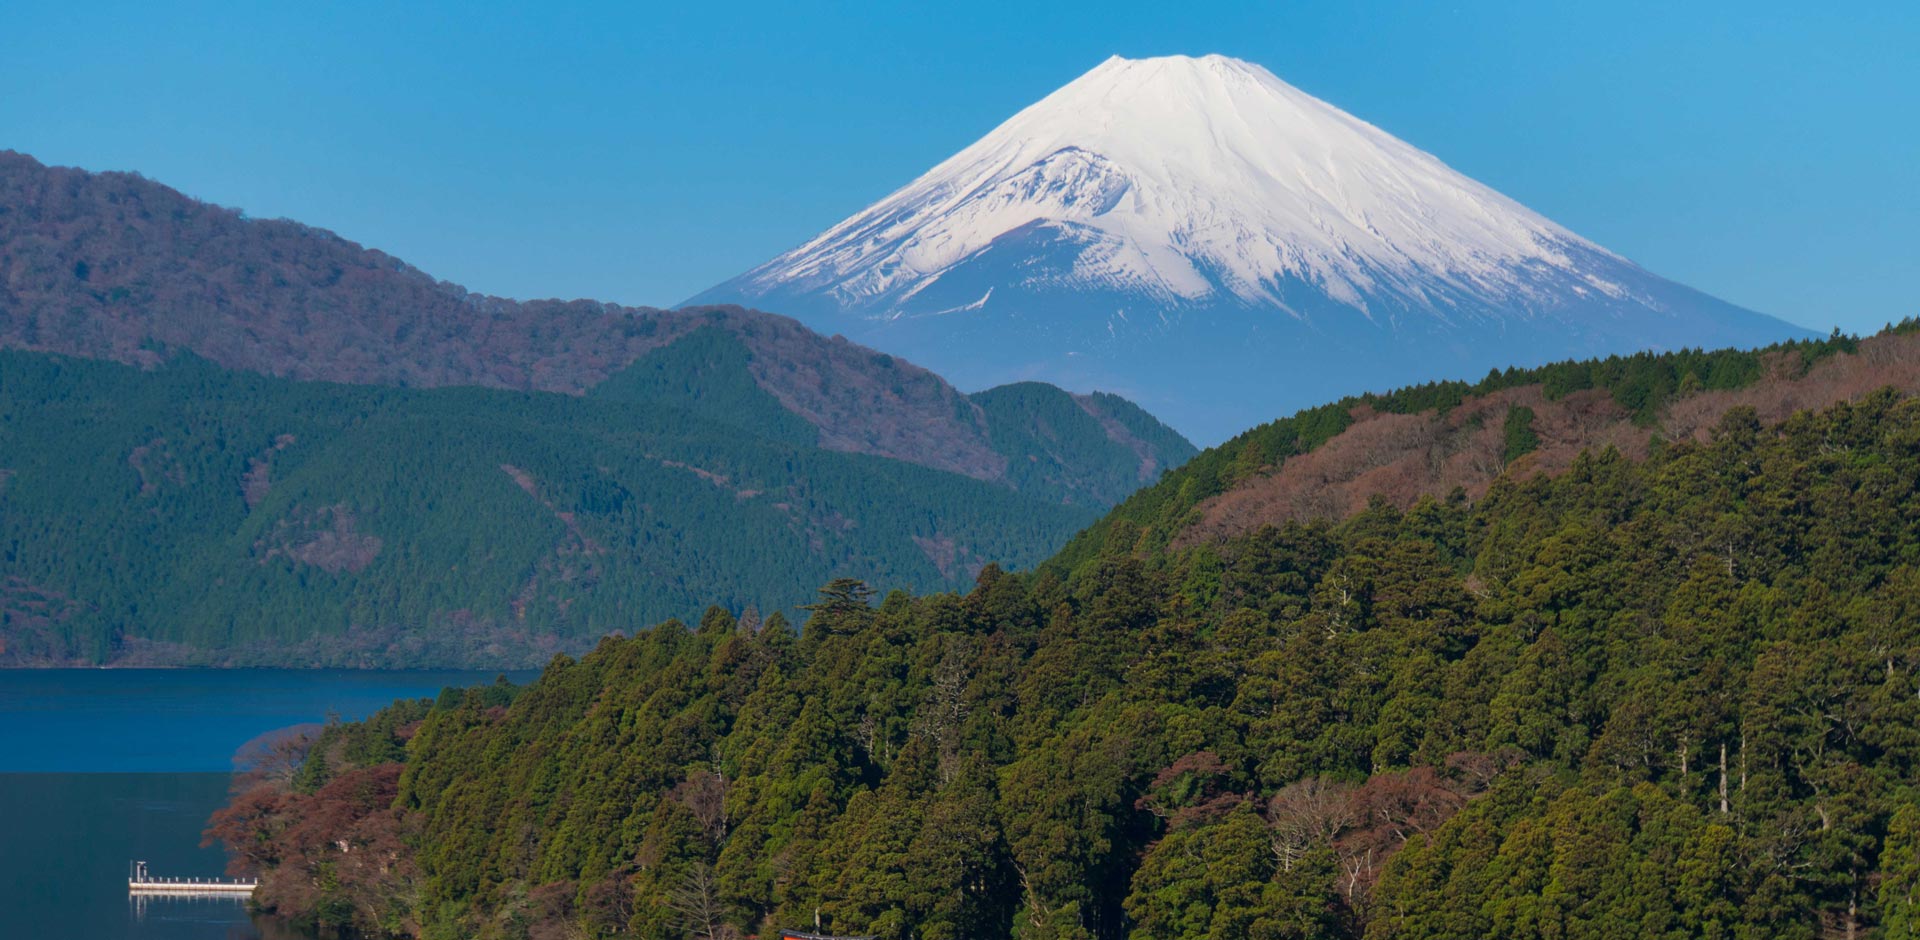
[689,54,1816,444]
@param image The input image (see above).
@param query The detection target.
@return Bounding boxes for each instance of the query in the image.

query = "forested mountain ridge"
[215,328,1920,939]
[0,346,1111,667]
[0,151,1192,489]
[1055,324,1918,570]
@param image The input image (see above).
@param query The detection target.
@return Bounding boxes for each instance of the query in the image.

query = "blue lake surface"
[0,668,533,939]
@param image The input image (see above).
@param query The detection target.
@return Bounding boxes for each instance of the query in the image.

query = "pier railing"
[127,860,257,895]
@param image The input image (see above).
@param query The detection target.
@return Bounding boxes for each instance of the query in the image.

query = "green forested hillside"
[588,326,820,445]
[970,383,1191,508]
[0,348,1100,666]
[216,385,1920,939]
[591,329,1194,510]
[1052,328,1878,572]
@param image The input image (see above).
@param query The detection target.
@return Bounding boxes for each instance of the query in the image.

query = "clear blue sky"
[4,1,1914,333]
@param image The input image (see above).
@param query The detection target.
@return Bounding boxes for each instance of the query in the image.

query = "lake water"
[0,669,532,939]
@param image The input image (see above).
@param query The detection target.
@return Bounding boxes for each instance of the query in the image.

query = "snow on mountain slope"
[689,54,1816,445]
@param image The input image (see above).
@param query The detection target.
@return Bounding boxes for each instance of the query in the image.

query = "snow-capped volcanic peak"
[693,53,1809,446]
[739,54,1611,316]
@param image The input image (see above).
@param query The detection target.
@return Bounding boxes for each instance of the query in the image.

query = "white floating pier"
[127,860,256,896]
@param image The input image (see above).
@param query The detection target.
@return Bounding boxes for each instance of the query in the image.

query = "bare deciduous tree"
[667,862,737,940]
[231,724,319,790]
[1267,775,1355,871]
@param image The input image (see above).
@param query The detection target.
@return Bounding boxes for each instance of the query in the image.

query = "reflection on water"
[128,893,259,939]
[128,896,322,940]
[132,892,252,917]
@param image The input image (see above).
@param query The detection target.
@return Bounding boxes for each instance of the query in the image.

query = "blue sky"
[3,1,1914,333]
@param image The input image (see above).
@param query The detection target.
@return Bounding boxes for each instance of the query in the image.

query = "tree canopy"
[216,383,1920,939]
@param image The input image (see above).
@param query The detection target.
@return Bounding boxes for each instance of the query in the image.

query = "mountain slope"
[970,382,1190,508]
[0,348,1099,666]
[691,54,1815,444]
[0,152,1195,666]
[0,150,1192,499]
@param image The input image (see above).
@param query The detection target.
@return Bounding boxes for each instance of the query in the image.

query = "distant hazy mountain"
[691,54,1815,444]
[0,151,1195,666]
